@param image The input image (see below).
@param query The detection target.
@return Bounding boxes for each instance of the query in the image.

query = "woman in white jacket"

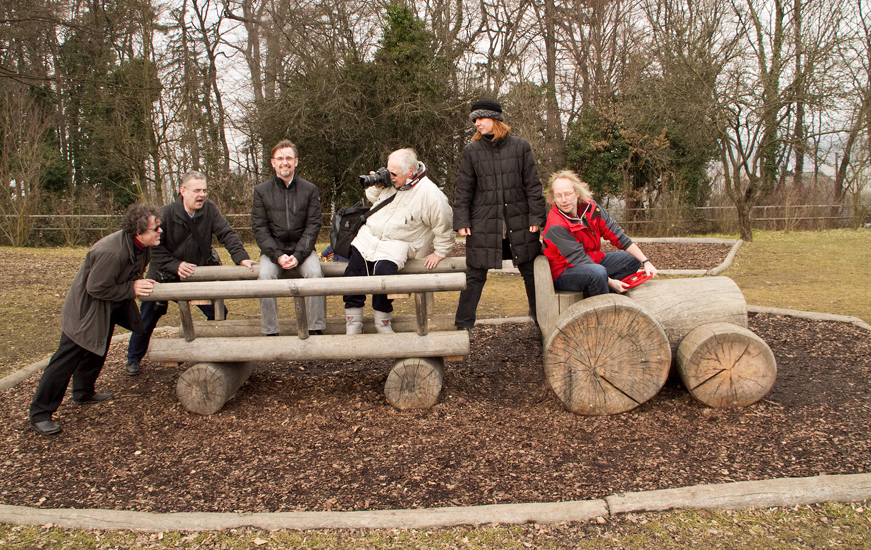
[343,148,455,334]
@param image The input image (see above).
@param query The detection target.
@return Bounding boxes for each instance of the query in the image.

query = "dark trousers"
[29,328,114,422]
[553,251,641,297]
[455,239,537,329]
[127,299,225,363]
[342,246,399,313]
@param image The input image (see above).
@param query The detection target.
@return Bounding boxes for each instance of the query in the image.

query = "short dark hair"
[271,140,297,159]
[122,203,160,236]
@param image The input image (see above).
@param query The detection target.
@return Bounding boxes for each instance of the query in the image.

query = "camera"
[358,167,391,188]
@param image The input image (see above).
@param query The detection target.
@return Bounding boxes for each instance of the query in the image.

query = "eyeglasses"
[184,187,208,195]
[273,156,297,162]
[553,192,577,201]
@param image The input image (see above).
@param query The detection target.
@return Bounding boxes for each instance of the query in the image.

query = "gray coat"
[61,230,149,356]
[452,135,546,269]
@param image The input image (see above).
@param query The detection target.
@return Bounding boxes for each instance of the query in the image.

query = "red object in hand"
[621,271,652,289]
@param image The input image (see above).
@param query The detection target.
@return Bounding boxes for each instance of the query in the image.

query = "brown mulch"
[1,243,868,514]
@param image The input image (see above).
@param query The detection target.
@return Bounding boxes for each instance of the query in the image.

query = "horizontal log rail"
[183,257,467,281]
[142,272,466,302]
[147,332,470,363]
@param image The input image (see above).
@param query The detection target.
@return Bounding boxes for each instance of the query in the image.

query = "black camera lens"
[358,167,391,188]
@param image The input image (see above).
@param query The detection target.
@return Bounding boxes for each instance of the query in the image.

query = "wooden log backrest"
[534,255,584,341]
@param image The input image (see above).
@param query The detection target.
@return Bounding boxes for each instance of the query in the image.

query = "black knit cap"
[470,99,504,122]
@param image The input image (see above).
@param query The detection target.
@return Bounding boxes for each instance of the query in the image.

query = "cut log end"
[384,357,445,410]
[176,361,254,415]
[676,322,777,408]
[544,294,672,416]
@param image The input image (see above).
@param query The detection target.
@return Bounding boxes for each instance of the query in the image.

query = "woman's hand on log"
[608,277,629,293]
[134,278,157,297]
[240,259,257,271]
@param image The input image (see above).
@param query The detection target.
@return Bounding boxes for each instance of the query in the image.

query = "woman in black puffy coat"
[452,99,547,338]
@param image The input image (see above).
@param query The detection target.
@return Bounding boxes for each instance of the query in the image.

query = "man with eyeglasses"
[251,140,326,336]
[29,203,162,435]
[124,170,256,376]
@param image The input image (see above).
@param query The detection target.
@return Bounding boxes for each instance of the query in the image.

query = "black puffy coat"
[251,175,322,264]
[452,135,546,269]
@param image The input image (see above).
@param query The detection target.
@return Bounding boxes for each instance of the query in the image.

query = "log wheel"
[544,294,672,415]
[676,322,777,407]
[384,357,445,410]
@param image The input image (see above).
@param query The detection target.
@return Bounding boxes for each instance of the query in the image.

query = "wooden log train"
[142,255,775,416]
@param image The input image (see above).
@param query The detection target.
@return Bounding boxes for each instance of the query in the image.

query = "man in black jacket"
[251,140,326,335]
[30,203,161,435]
[125,171,256,375]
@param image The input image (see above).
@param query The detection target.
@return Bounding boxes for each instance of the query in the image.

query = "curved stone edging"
[0,473,868,532]
[748,305,871,332]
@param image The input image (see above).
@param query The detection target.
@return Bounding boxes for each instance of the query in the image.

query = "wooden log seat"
[676,322,777,408]
[543,294,672,415]
[148,332,470,364]
[626,276,748,353]
[176,361,255,415]
[184,314,457,338]
[384,357,445,410]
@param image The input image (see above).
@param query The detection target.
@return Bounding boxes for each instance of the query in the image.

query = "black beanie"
[470,99,504,122]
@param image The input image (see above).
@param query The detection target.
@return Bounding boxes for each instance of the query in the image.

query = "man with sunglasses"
[124,170,256,376]
[30,203,162,435]
[251,140,326,336]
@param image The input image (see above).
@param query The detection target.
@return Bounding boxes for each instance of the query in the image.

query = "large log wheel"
[544,294,672,415]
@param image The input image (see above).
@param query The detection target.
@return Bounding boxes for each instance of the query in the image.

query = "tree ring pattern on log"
[384,357,445,410]
[176,362,253,415]
[544,294,672,416]
[676,322,777,408]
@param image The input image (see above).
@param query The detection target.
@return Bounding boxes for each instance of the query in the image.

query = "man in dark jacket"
[452,99,546,338]
[251,140,326,335]
[29,203,162,435]
[124,171,256,375]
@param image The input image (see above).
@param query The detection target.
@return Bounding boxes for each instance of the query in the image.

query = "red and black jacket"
[541,200,633,281]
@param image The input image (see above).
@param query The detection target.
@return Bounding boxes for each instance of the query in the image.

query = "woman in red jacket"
[542,170,658,296]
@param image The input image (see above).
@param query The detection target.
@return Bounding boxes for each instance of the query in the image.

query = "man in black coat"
[453,99,546,339]
[124,171,256,375]
[251,140,326,335]
[29,203,162,435]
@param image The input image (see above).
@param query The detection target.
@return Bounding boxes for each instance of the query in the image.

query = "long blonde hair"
[545,170,594,205]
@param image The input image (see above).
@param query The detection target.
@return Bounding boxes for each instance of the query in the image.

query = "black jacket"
[452,135,546,269]
[251,175,322,264]
[148,196,250,280]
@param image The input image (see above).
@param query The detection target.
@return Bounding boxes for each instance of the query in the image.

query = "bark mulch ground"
[1,242,868,514]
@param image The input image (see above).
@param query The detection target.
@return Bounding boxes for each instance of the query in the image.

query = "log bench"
[141,258,469,414]
[533,255,776,415]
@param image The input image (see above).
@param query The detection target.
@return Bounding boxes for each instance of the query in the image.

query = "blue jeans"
[554,251,641,297]
[126,300,226,363]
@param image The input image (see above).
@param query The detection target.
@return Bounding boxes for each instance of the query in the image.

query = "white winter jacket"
[352,169,455,269]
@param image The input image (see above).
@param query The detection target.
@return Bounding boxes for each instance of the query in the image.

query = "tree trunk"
[543,294,672,415]
[676,322,776,407]
[384,357,445,410]
[176,361,255,415]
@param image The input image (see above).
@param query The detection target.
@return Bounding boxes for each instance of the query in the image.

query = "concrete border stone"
[1,474,869,532]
